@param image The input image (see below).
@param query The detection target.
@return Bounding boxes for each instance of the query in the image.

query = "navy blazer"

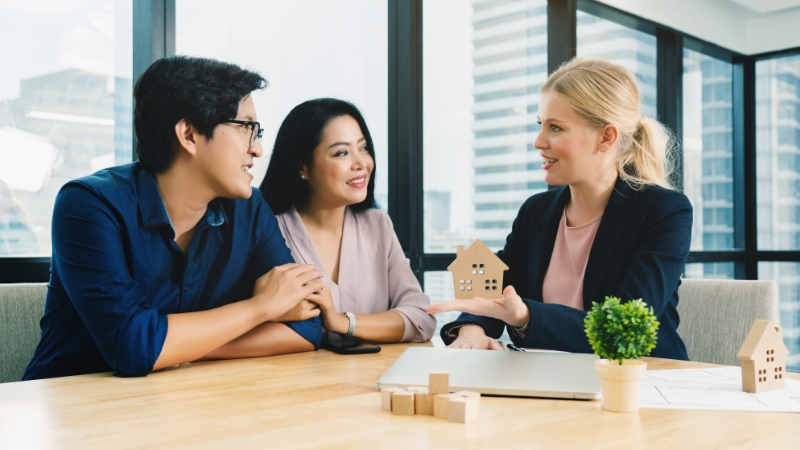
[441,178,692,360]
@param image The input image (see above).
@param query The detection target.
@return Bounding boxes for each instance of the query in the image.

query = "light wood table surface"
[1,343,798,449]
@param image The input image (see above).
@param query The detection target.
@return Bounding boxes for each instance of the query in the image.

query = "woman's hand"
[271,300,321,323]
[448,325,503,350]
[251,263,325,321]
[305,286,349,334]
[426,285,530,328]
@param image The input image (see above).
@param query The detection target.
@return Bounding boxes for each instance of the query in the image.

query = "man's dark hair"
[133,55,267,173]
[260,98,377,214]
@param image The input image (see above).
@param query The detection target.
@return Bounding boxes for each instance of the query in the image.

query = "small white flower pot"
[594,359,648,412]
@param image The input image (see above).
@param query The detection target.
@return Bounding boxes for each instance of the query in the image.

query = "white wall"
[596,0,800,55]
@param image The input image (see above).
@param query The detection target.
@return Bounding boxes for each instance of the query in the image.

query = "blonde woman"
[427,58,692,359]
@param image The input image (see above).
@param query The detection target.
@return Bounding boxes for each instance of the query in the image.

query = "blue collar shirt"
[23,162,321,380]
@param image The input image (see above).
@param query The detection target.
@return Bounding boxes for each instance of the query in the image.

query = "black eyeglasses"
[224,120,263,147]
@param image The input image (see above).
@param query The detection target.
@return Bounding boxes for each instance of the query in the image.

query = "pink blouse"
[541,209,603,310]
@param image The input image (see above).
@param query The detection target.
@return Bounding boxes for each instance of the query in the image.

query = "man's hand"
[426,285,530,327]
[305,286,349,334]
[252,263,325,321]
[447,325,503,350]
[272,300,321,323]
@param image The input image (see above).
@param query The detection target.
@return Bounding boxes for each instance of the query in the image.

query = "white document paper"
[640,366,800,412]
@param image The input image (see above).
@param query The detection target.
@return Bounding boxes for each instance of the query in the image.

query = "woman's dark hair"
[260,98,377,214]
[133,55,267,174]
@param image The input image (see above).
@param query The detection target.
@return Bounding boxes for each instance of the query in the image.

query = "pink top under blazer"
[542,210,603,310]
[276,206,436,343]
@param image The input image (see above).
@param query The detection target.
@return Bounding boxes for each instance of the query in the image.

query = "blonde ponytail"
[542,58,675,190]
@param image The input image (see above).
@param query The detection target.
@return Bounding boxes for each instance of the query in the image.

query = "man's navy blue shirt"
[23,163,321,380]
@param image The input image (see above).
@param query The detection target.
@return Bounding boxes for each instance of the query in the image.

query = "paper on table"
[640,366,800,412]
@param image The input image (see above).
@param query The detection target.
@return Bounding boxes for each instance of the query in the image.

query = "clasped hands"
[425,285,530,350]
[252,263,348,333]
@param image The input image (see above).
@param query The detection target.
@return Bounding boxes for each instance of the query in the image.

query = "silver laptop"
[377,347,601,400]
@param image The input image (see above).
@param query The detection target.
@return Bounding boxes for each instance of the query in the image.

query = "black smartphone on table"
[322,338,381,354]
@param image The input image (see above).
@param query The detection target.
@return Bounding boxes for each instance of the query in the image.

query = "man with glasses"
[24,56,324,380]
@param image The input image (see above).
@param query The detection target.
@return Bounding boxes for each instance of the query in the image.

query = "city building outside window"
[757,54,800,372]
[683,49,735,280]
[576,10,657,119]
[423,0,547,339]
[0,1,132,257]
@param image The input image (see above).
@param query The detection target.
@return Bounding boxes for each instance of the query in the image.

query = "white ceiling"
[599,0,800,54]
[728,0,800,14]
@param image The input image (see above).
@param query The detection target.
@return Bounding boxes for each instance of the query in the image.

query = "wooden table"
[1,343,798,449]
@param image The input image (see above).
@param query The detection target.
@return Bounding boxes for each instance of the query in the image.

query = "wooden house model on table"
[447,240,508,300]
[737,320,790,393]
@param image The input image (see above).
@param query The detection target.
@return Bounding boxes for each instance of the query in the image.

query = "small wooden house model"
[736,320,790,393]
[448,240,509,300]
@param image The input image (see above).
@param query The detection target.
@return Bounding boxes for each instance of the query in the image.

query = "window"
[685,262,735,280]
[685,49,735,253]
[576,11,657,119]
[757,55,800,251]
[423,0,548,253]
[759,262,800,372]
[175,0,388,207]
[0,1,133,257]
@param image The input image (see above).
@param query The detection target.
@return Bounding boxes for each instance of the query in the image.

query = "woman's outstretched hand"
[425,285,530,328]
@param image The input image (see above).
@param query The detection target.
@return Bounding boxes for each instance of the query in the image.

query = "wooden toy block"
[447,397,479,423]
[447,239,509,299]
[391,391,415,416]
[737,320,790,393]
[452,390,481,404]
[411,387,434,415]
[434,393,457,419]
[381,387,403,411]
[429,371,449,395]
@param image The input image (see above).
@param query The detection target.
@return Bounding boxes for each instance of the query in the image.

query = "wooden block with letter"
[381,387,403,411]
[391,390,415,416]
[428,371,449,395]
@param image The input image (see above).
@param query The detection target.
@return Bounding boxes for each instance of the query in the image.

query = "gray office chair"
[676,278,779,366]
[0,283,47,383]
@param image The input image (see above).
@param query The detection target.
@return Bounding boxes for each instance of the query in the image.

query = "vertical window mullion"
[656,28,683,191]
[388,0,424,283]
[133,0,176,162]
[737,57,758,279]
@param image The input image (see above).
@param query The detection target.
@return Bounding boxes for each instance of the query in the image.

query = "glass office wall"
[422,0,545,342]
[0,0,132,257]
[684,262,735,279]
[759,262,800,372]
[176,0,389,207]
[423,0,548,254]
[683,49,735,278]
[757,54,800,372]
[576,10,657,119]
[757,55,800,251]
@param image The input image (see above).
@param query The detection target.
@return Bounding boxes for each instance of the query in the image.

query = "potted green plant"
[584,296,659,412]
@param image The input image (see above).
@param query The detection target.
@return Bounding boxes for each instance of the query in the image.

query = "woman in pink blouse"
[259,98,435,344]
